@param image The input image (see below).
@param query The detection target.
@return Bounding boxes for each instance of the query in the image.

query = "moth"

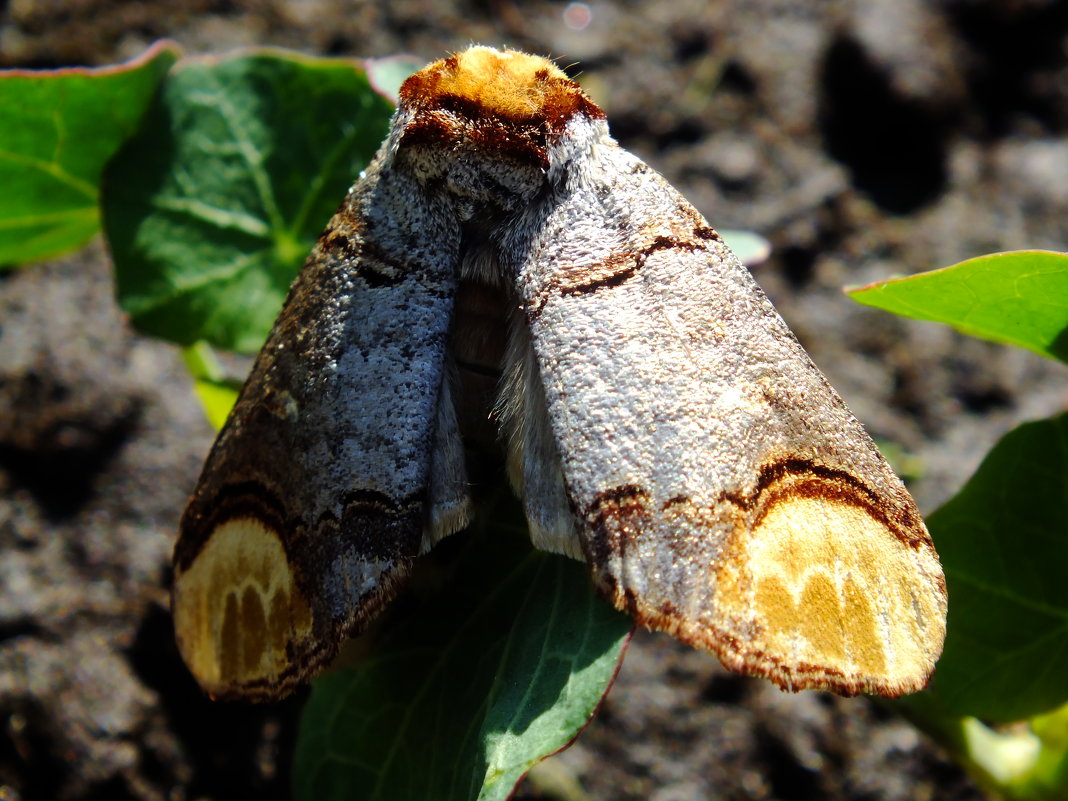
[173,46,946,701]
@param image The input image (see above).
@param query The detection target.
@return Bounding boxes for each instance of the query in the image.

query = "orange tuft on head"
[399,45,601,126]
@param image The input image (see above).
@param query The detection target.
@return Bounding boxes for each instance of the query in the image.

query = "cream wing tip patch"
[173,517,313,698]
[700,487,942,694]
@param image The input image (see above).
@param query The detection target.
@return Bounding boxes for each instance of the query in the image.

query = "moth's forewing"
[172,160,465,700]
[510,137,945,696]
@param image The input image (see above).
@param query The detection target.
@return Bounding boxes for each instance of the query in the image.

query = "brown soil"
[3,2,1068,799]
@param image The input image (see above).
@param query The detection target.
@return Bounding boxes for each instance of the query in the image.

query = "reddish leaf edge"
[843,248,1068,295]
[364,54,426,105]
[165,45,402,104]
[0,39,182,78]
[505,627,634,800]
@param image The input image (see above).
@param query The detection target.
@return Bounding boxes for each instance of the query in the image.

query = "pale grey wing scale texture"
[174,152,466,695]
[509,141,943,693]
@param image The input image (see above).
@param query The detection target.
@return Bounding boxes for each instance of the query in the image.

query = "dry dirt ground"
[3,1,1068,800]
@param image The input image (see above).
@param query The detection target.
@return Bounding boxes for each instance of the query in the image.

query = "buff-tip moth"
[172,46,947,701]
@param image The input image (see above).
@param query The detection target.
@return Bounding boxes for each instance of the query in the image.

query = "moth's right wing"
[511,143,946,696]
[172,157,467,700]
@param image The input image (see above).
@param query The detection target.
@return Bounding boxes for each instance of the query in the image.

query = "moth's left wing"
[513,143,946,696]
[173,157,466,700]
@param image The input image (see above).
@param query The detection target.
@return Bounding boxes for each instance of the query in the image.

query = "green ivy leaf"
[0,41,179,266]
[365,55,424,104]
[181,342,240,429]
[720,229,770,266]
[847,250,1068,363]
[103,49,394,352]
[294,505,631,801]
[926,413,1068,722]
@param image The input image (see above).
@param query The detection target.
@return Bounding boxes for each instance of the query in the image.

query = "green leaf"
[926,413,1068,722]
[0,41,179,266]
[294,505,631,801]
[365,55,423,104]
[720,229,770,267]
[847,250,1068,362]
[181,342,240,429]
[103,49,394,352]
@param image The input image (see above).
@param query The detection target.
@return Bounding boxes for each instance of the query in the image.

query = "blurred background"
[2,1,1067,799]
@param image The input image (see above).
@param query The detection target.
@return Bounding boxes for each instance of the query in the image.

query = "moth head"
[391,46,609,205]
